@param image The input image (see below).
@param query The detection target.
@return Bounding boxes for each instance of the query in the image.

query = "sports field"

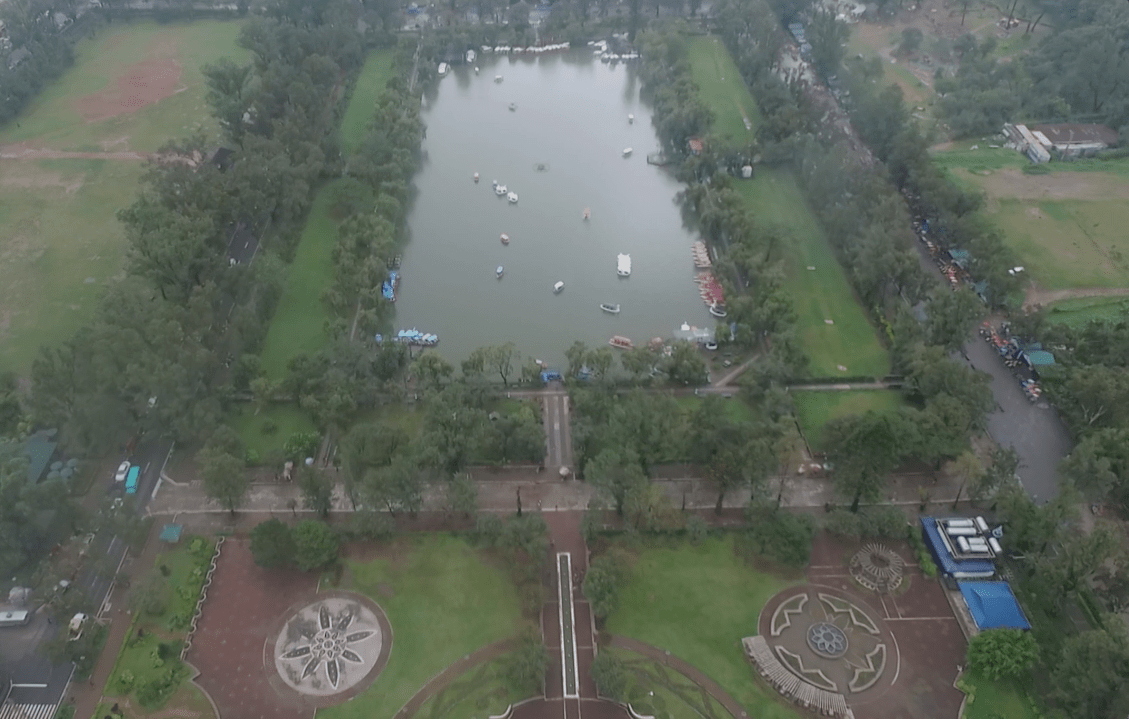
[0,21,246,373]
[935,147,1129,292]
[685,39,889,378]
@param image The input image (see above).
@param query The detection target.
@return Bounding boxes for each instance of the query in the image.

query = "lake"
[394,50,713,368]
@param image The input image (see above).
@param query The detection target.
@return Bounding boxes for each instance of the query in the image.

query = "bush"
[250,518,295,569]
[591,651,628,701]
[584,548,630,620]
[824,507,908,538]
[503,630,548,695]
[744,505,816,567]
[53,704,75,719]
[908,530,939,577]
[685,513,709,544]
[967,629,1039,680]
[292,520,340,572]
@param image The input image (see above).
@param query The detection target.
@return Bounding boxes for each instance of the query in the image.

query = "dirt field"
[969,168,1129,202]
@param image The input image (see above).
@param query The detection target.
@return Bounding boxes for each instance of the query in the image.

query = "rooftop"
[958,581,1031,631]
[1030,123,1118,148]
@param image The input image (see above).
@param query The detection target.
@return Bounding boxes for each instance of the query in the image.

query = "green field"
[605,536,802,719]
[340,50,396,156]
[1044,296,1129,328]
[0,159,143,372]
[258,183,343,379]
[229,404,318,460]
[686,36,763,142]
[606,646,736,719]
[792,389,905,451]
[0,21,246,152]
[320,535,527,719]
[684,39,889,378]
[960,671,1040,719]
[408,654,531,719]
[735,171,891,377]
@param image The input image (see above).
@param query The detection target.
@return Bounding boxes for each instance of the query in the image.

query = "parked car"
[114,460,131,482]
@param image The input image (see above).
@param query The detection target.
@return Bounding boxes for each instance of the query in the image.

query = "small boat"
[622,147,633,157]
[583,208,591,220]
[709,304,728,318]
[507,191,518,203]
[495,184,508,196]
[474,172,480,183]
[609,335,634,350]
[628,114,634,124]
[500,233,510,245]
[553,281,565,294]
[467,49,477,63]
[600,303,621,314]
[617,253,631,277]
[495,74,504,83]
[496,265,504,278]
[509,102,517,111]
[474,66,480,74]
[438,62,450,77]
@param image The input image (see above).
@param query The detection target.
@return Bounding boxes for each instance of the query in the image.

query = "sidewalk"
[65,521,165,719]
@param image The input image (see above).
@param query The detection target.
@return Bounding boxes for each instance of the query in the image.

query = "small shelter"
[159,524,184,543]
[920,517,997,579]
[688,138,704,155]
[1030,123,1118,158]
[958,581,1031,631]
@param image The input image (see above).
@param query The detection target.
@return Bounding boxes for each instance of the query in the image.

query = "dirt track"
[1023,285,1129,310]
[0,145,152,161]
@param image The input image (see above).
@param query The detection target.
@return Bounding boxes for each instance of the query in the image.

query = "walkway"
[542,390,573,470]
[608,637,749,719]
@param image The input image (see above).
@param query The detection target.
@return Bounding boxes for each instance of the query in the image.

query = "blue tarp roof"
[1024,350,1056,366]
[920,517,996,578]
[159,524,183,543]
[958,581,1031,631]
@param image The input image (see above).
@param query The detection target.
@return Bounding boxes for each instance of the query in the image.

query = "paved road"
[541,391,573,470]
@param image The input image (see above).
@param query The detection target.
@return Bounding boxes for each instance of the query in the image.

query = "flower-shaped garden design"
[273,596,386,697]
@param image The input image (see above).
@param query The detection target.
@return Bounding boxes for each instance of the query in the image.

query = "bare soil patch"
[972,168,1129,202]
[74,57,184,122]
[1023,285,1129,310]
[0,160,85,193]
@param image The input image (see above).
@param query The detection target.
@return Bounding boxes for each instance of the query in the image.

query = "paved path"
[541,391,573,470]
[608,636,749,719]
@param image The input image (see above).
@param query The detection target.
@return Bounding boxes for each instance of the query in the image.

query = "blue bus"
[125,466,140,495]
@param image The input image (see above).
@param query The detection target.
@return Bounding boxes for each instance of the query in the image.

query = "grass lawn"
[258,182,343,379]
[408,654,531,719]
[0,21,246,152]
[0,159,142,373]
[320,534,528,719]
[685,36,763,142]
[339,49,396,155]
[792,389,905,451]
[960,670,1040,719]
[735,170,890,377]
[607,646,734,719]
[673,395,755,424]
[229,403,318,460]
[1044,296,1129,328]
[605,535,803,719]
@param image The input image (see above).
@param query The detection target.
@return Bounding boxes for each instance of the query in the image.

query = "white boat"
[496,266,504,278]
[507,191,518,203]
[628,114,634,124]
[600,303,621,314]
[500,233,510,245]
[583,208,591,220]
[474,172,480,182]
[553,281,565,294]
[609,335,634,349]
[617,253,631,277]
[709,304,728,318]
[474,66,480,74]
[509,102,517,111]
[467,49,477,63]
[495,184,508,196]
[438,62,450,77]
[622,147,633,157]
[495,74,504,83]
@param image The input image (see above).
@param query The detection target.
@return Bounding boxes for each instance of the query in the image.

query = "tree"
[198,448,248,515]
[591,651,628,700]
[967,629,1039,681]
[250,518,295,569]
[292,520,340,572]
[924,287,984,352]
[504,630,548,695]
[745,502,816,567]
[824,412,906,512]
[1050,629,1129,719]
[360,456,423,516]
[444,474,478,518]
[1061,427,1129,504]
[899,27,924,57]
[566,341,589,379]
[807,8,848,78]
[583,550,628,619]
[1035,526,1119,609]
[412,353,454,392]
[587,447,648,516]
[664,341,708,385]
[298,465,335,518]
[487,342,519,387]
[948,451,983,508]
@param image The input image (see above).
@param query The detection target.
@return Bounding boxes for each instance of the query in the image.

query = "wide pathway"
[542,390,574,470]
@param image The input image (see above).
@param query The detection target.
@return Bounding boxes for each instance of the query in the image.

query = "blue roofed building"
[958,581,1031,631]
[920,516,997,579]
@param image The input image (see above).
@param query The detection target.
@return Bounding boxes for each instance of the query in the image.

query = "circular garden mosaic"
[272,594,390,698]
